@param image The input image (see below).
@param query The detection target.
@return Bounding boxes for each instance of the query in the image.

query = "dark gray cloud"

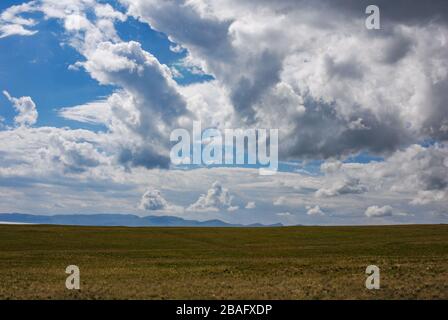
[118,146,170,170]
[324,56,364,80]
[282,99,412,159]
[231,51,283,124]
[415,147,448,191]
[378,31,414,64]
[125,0,234,61]
[422,78,448,141]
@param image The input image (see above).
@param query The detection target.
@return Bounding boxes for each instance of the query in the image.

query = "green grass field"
[0,224,447,300]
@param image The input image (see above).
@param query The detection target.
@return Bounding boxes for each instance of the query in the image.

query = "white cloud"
[188,181,239,212]
[355,144,448,205]
[80,40,189,129]
[41,134,108,173]
[58,100,112,125]
[245,201,256,209]
[3,91,38,127]
[276,212,292,217]
[320,160,343,175]
[306,205,325,216]
[139,189,168,211]
[315,178,367,198]
[0,1,38,38]
[0,24,38,38]
[94,3,126,21]
[411,190,448,206]
[273,196,286,206]
[365,205,394,218]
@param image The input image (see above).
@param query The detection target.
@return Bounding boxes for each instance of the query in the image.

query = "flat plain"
[0,224,446,299]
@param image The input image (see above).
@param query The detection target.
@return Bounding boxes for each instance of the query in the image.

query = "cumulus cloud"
[118,0,448,161]
[0,1,178,173]
[315,178,367,198]
[245,201,256,209]
[27,1,188,170]
[3,1,448,161]
[188,181,239,212]
[81,41,188,121]
[79,41,190,139]
[273,196,286,206]
[3,91,38,127]
[311,144,448,212]
[6,0,448,164]
[369,144,448,204]
[41,134,107,173]
[0,2,38,38]
[411,191,448,206]
[139,189,169,211]
[306,205,325,216]
[0,125,109,173]
[365,205,394,218]
[320,160,343,175]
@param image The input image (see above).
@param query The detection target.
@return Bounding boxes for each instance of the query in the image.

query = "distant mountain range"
[0,213,282,227]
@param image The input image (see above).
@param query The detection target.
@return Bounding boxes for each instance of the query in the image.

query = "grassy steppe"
[0,224,446,299]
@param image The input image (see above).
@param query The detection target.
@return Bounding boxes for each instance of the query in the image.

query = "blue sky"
[0,3,211,130]
[0,11,112,129]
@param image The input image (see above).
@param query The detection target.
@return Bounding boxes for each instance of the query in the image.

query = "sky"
[0,0,447,225]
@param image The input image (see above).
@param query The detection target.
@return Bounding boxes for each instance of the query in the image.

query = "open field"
[0,224,447,300]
